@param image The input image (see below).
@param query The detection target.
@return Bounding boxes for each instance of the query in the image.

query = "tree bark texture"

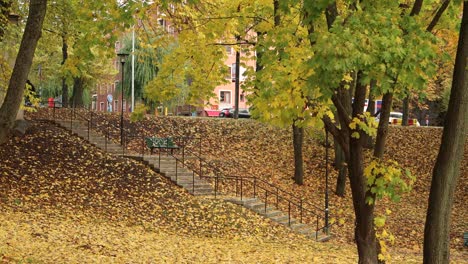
[423,2,468,263]
[61,34,69,107]
[292,123,304,185]
[0,0,47,144]
[334,140,347,197]
[350,72,380,263]
[71,77,84,108]
[374,93,393,158]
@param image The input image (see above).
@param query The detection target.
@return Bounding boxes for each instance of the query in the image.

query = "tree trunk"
[292,123,304,185]
[61,34,69,107]
[374,93,393,158]
[334,140,347,197]
[402,96,409,126]
[363,80,377,149]
[349,137,379,264]
[349,71,380,263]
[71,77,84,108]
[423,2,468,263]
[0,0,47,144]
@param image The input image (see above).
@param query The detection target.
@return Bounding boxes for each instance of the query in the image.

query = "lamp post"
[117,52,129,146]
[324,129,330,234]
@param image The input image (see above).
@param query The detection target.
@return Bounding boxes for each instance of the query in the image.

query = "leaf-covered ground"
[66,111,466,253]
[2,110,466,262]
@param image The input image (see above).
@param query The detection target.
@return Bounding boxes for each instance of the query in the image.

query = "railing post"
[199,159,202,179]
[276,187,279,208]
[104,121,108,152]
[316,216,319,241]
[288,201,291,226]
[300,199,303,224]
[182,140,185,164]
[215,174,218,199]
[175,159,178,182]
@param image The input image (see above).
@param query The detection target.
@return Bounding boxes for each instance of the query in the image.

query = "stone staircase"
[53,119,331,241]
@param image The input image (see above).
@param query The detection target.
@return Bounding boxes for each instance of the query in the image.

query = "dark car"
[219,108,251,118]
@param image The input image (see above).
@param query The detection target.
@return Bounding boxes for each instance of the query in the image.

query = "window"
[220,91,231,103]
[225,46,232,55]
[114,100,118,112]
[100,102,104,111]
[240,93,245,102]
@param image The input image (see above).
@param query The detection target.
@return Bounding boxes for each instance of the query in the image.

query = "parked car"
[219,108,251,118]
[389,112,403,124]
[376,112,420,126]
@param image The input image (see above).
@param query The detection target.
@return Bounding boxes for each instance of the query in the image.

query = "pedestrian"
[425,115,429,126]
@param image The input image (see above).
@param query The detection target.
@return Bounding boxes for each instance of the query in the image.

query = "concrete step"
[244,201,268,210]
[178,182,212,189]
[256,208,283,218]
[188,188,214,196]
[165,171,199,179]
[277,216,298,226]
[270,214,291,223]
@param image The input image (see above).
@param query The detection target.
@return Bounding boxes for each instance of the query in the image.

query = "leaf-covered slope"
[0,121,295,239]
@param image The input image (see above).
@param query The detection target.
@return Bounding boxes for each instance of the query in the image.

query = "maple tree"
[0,0,47,145]
[133,1,462,261]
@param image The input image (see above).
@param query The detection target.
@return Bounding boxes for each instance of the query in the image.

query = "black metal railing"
[37,106,335,239]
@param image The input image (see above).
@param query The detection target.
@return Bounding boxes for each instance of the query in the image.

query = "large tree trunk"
[349,137,379,264]
[334,140,347,197]
[423,2,468,263]
[71,77,84,108]
[292,123,304,185]
[0,0,47,144]
[61,34,69,107]
[349,72,380,263]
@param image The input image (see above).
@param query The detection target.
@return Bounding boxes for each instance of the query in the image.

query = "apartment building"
[92,13,254,117]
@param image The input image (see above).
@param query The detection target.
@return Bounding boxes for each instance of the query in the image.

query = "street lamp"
[324,130,330,234]
[117,52,129,146]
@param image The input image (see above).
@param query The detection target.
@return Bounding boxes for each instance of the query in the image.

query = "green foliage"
[348,112,378,139]
[130,103,148,122]
[364,159,415,205]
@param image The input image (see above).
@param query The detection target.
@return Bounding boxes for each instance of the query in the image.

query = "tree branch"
[427,0,451,32]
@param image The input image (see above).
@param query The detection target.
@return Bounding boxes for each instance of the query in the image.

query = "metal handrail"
[51,109,333,238]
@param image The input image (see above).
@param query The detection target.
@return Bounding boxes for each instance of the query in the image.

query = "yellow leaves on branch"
[348,113,377,139]
[364,159,415,205]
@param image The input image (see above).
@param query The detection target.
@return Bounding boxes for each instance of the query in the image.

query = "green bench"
[145,137,179,155]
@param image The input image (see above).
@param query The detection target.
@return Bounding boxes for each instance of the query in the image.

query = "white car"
[376,112,420,126]
[389,112,403,124]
